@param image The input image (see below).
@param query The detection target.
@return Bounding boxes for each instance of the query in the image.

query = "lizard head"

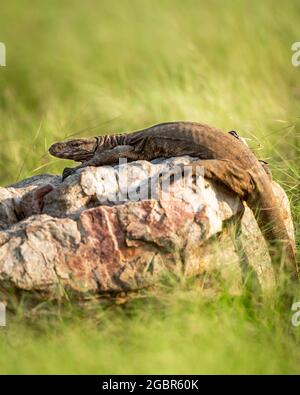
[49,137,99,162]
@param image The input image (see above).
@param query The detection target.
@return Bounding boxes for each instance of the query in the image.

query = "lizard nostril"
[49,142,64,156]
[49,143,57,154]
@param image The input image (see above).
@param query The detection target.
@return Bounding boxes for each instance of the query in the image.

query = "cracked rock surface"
[0,156,295,298]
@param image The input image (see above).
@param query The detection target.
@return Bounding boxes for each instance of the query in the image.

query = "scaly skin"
[49,121,298,279]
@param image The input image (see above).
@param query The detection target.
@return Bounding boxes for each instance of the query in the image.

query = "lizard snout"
[49,142,66,158]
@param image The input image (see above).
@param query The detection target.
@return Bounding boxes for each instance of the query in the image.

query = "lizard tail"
[247,191,298,281]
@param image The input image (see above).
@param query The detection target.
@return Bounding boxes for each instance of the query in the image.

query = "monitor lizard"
[49,121,298,279]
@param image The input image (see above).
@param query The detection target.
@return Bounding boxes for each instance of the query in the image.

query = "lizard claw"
[62,167,76,181]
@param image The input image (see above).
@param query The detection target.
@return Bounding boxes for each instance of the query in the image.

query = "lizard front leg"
[62,145,141,180]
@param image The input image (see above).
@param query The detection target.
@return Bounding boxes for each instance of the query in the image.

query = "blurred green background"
[0,0,300,374]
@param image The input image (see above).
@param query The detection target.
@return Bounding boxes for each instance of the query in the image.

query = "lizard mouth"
[49,137,99,161]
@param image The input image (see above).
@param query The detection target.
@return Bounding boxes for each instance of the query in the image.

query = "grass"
[0,0,300,374]
[1,288,300,374]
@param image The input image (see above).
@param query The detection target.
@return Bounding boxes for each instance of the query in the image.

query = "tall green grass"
[0,0,300,374]
[1,287,300,374]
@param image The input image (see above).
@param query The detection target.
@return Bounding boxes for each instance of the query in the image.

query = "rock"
[0,174,61,229]
[0,156,295,299]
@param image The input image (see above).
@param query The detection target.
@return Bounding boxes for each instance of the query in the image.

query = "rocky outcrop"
[0,156,294,299]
